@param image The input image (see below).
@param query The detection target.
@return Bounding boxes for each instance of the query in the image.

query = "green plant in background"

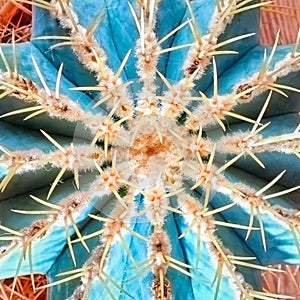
[0,0,299,299]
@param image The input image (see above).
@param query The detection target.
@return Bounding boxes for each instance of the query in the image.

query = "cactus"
[0,0,299,299]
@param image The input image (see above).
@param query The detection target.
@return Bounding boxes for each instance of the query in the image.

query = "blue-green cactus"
[0,0,299,299]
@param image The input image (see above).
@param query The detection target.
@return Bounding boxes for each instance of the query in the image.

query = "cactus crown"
[0,0,299,299]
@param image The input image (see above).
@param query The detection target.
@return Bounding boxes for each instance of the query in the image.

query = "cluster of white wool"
[48,144,104,171]
[0,147,45,174]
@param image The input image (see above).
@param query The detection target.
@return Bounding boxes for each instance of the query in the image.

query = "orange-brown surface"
[259,1,300,297]
[0,1,31,43]
[0,274,48,300]
[261,264,300,299]
[260,0,300,45]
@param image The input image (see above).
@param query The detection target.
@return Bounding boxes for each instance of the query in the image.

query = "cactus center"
[129,133,181,187]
